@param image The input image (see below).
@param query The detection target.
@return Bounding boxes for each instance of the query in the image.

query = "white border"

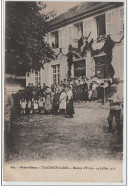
[1,0,127,186]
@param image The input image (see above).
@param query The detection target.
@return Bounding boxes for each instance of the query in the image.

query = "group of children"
[20,96,45,115]
[19,84,74,118]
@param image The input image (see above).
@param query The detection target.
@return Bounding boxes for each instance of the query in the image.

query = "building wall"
[26,5,124,87]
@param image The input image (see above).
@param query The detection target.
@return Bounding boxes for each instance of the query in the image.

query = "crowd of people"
[18,82,75,118]
[14,75,117,118]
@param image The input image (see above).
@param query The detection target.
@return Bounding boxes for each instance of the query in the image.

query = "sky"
[43,1,80,16]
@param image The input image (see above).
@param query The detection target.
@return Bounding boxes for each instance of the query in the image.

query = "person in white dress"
[20,97,27,115]
[59,89,67,115]
[38,96,45,114]
[34,99,39,113]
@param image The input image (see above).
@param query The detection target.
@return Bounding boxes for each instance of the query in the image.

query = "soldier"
[107,82,123,134]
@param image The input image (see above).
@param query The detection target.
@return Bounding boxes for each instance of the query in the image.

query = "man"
[107,82,123,134]
[4,89,14,136]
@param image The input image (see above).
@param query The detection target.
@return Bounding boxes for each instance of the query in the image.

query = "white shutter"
[47,33,49,43]
[63,26,68,48]
[83,18,92,38]
[48,32,52,46]
[106,11,113,34]
[59,29,63,48]
[68,25,73,45]
[119,7,124,31]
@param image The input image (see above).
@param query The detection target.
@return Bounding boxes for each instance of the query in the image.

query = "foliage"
[5,1,55,76]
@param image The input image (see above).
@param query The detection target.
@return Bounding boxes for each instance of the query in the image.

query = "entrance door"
[74,59,86,77]
[94,55,108,78]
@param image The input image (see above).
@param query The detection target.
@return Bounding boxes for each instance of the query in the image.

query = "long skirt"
[44,95,52,113]
[91,88,98,99]
[66,99,75,117]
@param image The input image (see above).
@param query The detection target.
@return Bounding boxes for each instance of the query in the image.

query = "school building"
[26,1,124,87]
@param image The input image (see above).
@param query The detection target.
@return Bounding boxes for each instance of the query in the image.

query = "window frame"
[52,64,60,84]
[51,31,59,49]
[73,21,83,40]
[35,71,41,86]
[96,14,106,37]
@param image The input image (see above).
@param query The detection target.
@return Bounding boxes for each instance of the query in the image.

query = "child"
[34,99,39,113]
[20,97,27,115]
[38,96,45,114]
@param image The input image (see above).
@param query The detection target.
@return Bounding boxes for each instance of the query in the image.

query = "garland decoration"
[53,33,124,79]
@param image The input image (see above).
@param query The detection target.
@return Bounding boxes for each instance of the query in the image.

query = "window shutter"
[59,29,63,47]
[49,33,52,46]
[47,33,49,43]
[83,19,92,38]
[62,26,68,48]
[106,11,113,34]
[68,26,73,45]
[119,7,124,31]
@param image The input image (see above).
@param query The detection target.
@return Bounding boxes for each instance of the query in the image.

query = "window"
[74,22,83,40]
[94,55,109,78]
[52,65,60,84]
[119,7,124,31]
[96,14,106,37]
[74,59,86,77]
[35,71,41,86]
[51,31,59,49]
[106,11,113,34]
[83,19,92,37]
[73,22,83,48]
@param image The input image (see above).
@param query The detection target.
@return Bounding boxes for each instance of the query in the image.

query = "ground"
[5,101,123,162]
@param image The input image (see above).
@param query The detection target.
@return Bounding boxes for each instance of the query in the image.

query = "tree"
[5,1,55,76]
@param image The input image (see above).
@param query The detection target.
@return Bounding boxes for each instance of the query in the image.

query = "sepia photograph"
[2,0,126,184]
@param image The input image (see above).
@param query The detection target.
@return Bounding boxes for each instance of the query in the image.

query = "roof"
[48,2,123,31]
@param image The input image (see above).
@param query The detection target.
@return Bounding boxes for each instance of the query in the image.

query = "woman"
[38,96,45,114]
[44,92,52,114]
[66,86,75,118]
[91,81,98,100]
[53,90,60,114]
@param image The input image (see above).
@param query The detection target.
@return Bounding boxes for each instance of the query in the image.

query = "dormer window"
[51,31,59,49]
[96,14,106,37]
[73,22,83,48]
[74,22,83,40]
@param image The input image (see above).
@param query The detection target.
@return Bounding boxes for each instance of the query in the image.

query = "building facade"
[26,2,124,87]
